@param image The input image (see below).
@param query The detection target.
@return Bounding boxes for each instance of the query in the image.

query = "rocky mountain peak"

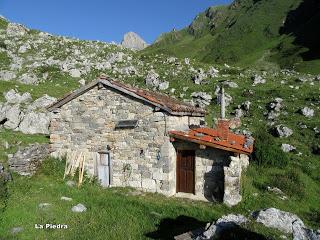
[121,31,148,50]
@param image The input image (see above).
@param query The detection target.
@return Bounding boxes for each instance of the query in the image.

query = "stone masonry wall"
[172,141,231,201]
[49,85,203,195]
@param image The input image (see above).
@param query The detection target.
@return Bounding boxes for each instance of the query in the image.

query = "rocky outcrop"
[253,208,304,234]
[0,90,56,134]
[4,89,32,104]
[121,32,148,50]
[253,208,320,239]
[8,143,50,176]
[18,112,51,134]
[6,23,28,37]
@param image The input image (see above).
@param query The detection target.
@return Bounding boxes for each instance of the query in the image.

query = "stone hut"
[47,76,253,206]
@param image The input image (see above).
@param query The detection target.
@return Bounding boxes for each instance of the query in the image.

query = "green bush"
[253,129,289,168]
[269,168,305,199]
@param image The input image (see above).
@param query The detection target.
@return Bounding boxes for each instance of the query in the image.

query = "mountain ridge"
[145,0,320,73]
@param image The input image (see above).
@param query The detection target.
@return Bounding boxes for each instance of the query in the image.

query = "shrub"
[253,129,289,168]
[269,168,305,198]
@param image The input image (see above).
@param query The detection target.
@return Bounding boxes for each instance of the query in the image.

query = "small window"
[115,120,138,129]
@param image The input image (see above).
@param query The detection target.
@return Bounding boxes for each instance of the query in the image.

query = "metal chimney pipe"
[221,86,226,119]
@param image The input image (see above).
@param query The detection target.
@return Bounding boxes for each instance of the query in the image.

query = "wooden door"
[177,150,195,194]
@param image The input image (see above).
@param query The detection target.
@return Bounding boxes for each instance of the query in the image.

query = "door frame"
[97,151,112,187]
[176,149,195,194]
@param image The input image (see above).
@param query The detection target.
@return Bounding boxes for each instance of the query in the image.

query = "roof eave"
[47,78,206,117]
[169,132,253,155]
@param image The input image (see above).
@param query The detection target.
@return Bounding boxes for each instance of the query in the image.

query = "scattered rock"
[145,70,160,88]
[38,203,51,209]
[66,180,76,187]
[158,81,169,90]
[121,32,148,50]
[61,196,73,201]
[281,143,296,153]
[69,69,81,78]
[300,107,314,118]
[191,92,212,108]
[252,75,266,85]
[18,73,38,84]
[79,79,86,86]
[208,67,219,78]
[223,81,238,88]
[274,125,293,138]
[234,101,251,117]
[71,203,87,213]
[107,52,125,63]
[193,68,207,84]
[10,227,24,235]
[267,186,283,194]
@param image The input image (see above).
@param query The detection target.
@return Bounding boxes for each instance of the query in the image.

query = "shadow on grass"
[145,215,271,240]
[145,215,206,239]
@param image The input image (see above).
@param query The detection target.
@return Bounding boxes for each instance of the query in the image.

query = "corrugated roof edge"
[47,77,206,117]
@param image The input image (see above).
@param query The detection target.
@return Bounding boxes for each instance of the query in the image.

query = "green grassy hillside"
[144,0,320,73]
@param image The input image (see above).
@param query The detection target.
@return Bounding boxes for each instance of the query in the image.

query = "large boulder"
[121,32,148,50]
[253,208,304,234]
[27,95,57,111]
[18,112,51,134]
[8,143,50,176]
[0,104,23,130]
[275,125,293,138]
[4,89,32,104]
[145,70,160,88]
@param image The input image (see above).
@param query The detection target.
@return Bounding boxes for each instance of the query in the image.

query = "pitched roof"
[169,121,254,154]
[47,76,206,116]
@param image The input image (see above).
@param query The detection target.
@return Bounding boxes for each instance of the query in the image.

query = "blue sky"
[0,0,231,43]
